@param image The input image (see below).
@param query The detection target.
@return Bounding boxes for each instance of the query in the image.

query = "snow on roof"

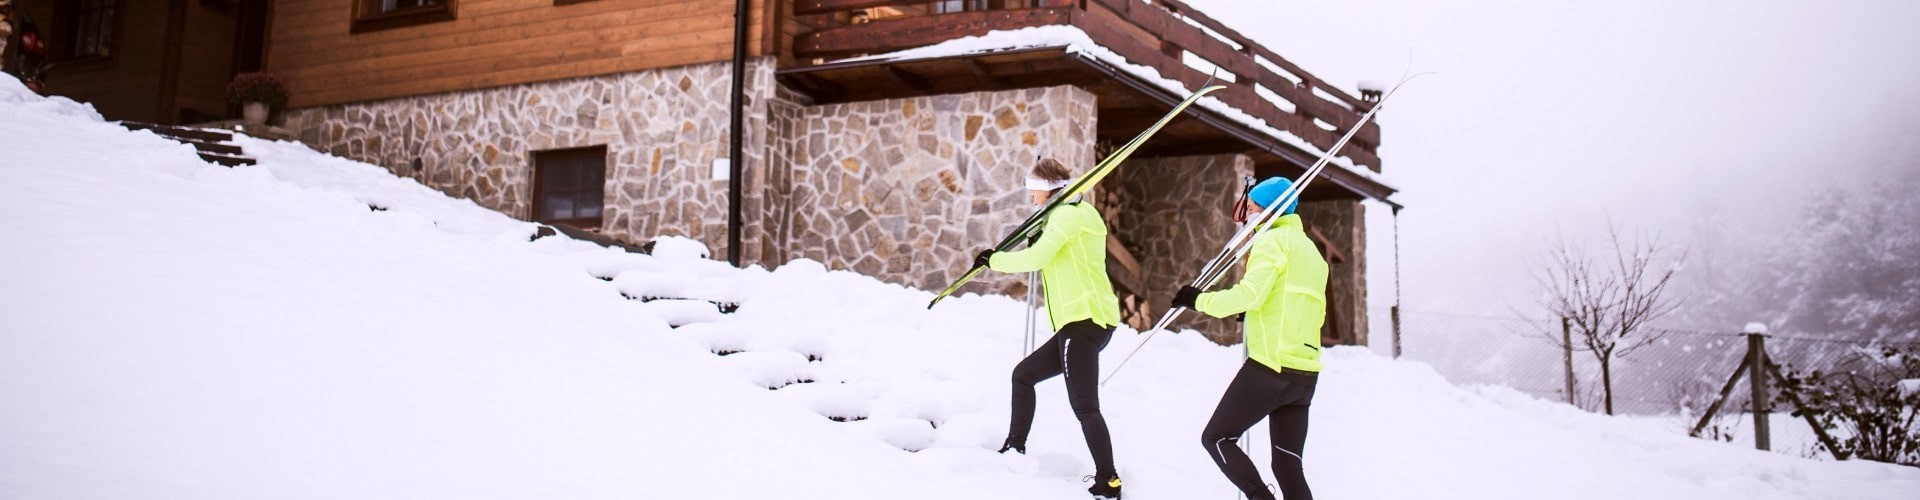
[831,25,1396,191]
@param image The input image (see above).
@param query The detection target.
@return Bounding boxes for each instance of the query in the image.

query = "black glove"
[973,249,995,269]
[1170,286,1201,310]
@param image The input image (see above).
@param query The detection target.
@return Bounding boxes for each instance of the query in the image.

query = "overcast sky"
[1182,0,1920,318]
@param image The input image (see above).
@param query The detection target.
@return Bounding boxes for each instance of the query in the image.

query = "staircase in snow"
[120,122,257,167]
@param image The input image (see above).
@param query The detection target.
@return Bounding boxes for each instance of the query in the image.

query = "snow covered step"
[713,351,821,390]
[120,121,233,143]
[843,418,938,453]
[581,251,664,281]
[119,121,257,167]
[196,151,257,167]
[633,299,729,327]
[773,382,872,422]
[674,322,831,360]
[611,269,744,310]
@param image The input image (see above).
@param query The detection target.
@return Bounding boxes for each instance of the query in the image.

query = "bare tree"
[1537,225,1685,414]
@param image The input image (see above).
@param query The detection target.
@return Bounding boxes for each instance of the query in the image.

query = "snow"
[1746,322,1772,334]
[831,26,1394,184]
[5,75,1919,498]
[649,235,711,260]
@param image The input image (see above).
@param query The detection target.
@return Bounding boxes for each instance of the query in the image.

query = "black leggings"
[1007,319,1116,477]
[1201,360,1317,500]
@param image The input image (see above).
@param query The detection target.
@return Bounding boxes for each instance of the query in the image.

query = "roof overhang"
[776,47,1399,205]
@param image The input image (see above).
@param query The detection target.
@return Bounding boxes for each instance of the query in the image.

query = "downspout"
[727,0,750,267]
[1390,204,1404,358]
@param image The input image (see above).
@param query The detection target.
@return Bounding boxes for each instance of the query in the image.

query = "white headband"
[1025,177,1071,191]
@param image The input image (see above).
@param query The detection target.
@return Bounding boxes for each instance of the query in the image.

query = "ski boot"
[996,437,1026,454]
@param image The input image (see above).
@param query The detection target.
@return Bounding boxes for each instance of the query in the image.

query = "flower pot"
[242,102,270,125]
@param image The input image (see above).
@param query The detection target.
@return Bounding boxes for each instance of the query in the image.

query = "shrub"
[226,72,287,108]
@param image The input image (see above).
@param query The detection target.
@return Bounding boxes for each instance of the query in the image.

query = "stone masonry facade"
[281,59,782,262]
[769,86,1097,295]
[1099,154,1255,342]
[283,60,1093,299]
[1296,199,1369,346]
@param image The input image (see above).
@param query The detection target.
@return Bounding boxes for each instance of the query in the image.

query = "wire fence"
[1376,306,1920,459]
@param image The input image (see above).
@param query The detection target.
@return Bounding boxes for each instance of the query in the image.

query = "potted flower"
[226,72,287,125]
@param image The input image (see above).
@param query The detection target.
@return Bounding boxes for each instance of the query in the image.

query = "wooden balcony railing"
[789,0,1383,170]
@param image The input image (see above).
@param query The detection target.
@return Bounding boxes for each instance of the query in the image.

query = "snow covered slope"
[3,76,1916,499]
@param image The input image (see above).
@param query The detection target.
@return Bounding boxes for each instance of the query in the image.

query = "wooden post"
[1689,356,1751,438]
[1746,328,1771,451]
[1562,317,1576,406]
[1763,357,1850,460]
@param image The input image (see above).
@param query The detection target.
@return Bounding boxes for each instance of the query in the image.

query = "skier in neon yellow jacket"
[973,158,1124,500]
[1169,176,1328,500]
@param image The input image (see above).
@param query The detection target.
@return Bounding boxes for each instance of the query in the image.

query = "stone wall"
[282,58,784,260]
[774,86,1099,295]
[1099,154,1255,343]
[284,65,1098,299]
[1297,199,1368,346]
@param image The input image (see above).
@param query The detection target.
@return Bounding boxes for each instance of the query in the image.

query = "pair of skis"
[925,79,1228,309]
[1102,75,1426,386]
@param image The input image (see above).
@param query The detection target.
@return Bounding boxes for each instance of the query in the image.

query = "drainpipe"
[727,0,749,267]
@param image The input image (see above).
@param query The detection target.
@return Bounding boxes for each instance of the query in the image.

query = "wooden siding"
[271,0,774,108]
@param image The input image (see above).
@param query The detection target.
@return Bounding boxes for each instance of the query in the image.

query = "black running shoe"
[996,437,1026,454]
[1087,473,1122,499]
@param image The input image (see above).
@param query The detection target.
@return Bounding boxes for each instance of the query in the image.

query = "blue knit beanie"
[1248,176,1299,215]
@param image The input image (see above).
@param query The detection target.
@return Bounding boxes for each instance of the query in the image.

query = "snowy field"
[3,75,1917,499]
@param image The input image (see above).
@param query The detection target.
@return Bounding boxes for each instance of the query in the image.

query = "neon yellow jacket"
[1194,214,1329,373]
[988,202,1121,331]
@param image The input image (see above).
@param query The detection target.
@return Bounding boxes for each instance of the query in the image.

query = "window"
[68,0,116,59]
[352,0,456,34]
[931,0,988,14]
[533,146,608,229]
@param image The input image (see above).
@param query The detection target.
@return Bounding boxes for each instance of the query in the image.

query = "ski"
[926,81,1228,309]
[1102,74,1428,385]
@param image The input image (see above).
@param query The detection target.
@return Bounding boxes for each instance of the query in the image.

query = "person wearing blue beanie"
[1168,175,1327,500]
[1247,176,1300,216]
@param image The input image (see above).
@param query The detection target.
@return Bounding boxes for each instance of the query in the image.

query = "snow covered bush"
[1777,347,1920,466]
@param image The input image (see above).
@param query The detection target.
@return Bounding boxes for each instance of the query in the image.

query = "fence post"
[1562,317,1576,406]
[1746,324,1771,451]
[1390,305,1403,359]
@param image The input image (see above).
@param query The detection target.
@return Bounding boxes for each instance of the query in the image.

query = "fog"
[1185,0,1920,319]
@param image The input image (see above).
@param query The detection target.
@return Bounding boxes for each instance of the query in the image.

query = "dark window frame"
[931,0,989,14]
[351,0,458,34]
[53,0,122,63]
[531,145,610,230]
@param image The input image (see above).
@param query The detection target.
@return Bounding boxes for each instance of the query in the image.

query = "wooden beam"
[793,0,923,16]
[794,8,1074,58]
[1308,226,1349,264]
[965,58,1009,86]
[806,73,848,97]
[882,64,930,90]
